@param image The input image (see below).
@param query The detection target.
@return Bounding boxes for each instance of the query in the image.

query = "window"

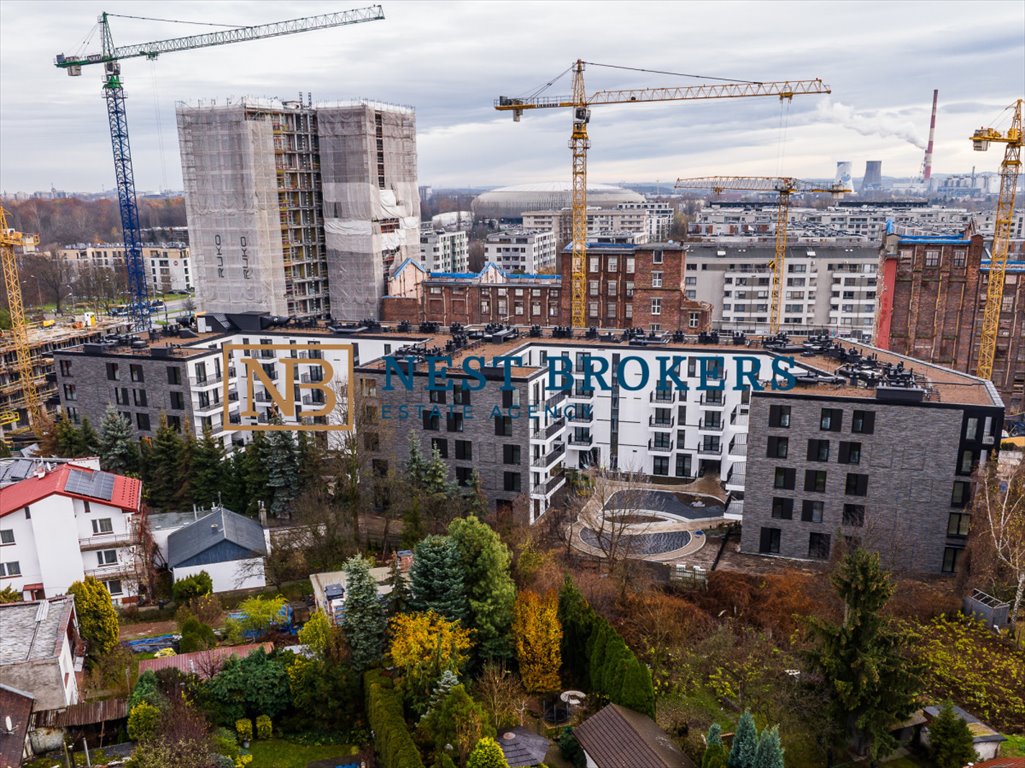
[845,473,869,496]
[589,257,599,273]
[924,250,939,267]
[820,408,842,431]
[363,431,380,451]
[63,384,77,401]
[423,411,440,431]
[136,413,151,431]
[838,442,861,464]
[91,518,113,535]
[130,364,144,383]
[453,384,471,405]
[953,250,967,268]
[651,298,662,315]
[589,280,599,297]
[431,438,448,458]
[851,410,875,434]
[503,445,521,465]
[60,359,73,377]
[651,456,669,476]
[773,467,795,490]
[133,389,147,407]
[625,256,635,273]
[947,512,970,538]
[942,546,963,574]
[97,549,117,566]
[495,415,513,437]
[675,453,691,478]
[429,390,447,405]
[801,500,824,523]
[455,440,472,461]
[807,439,830,462]
[843,504,865,527]
[768,405,791,428]
[0,561,21,578]
[808,533,831,560]
[372,459,389,477]
[104,579,123,596]
[771,497,794,520]
[651,271,663,288]
[759,527,781,554]
[170,391,185,410]
[608,256,618,271]
[951,481,970,507]
[167,415,182,431]
[770,434,791,459]
[115,387,129,405]
[805,470,827,493]
[106,363,120,381]
[456,467,474,487]
[503,472,521,492]
[653,249,664,264]
[502,389,521,409]
[446,412,464,432]
[195,363,207,384]
[958,450,976,475]
[0,529,14,545]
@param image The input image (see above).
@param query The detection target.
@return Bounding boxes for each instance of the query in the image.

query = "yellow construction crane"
[0,205,44,432]
[674,176,850,333]
[495,61,830,327]
[969,98,1022,381]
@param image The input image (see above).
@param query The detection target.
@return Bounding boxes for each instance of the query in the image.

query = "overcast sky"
[1,0,1023,193]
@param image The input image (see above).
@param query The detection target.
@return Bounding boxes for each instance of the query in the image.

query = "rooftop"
[167,506,267,569]
[137,642,273,680]
[498,727,550,768]
[0,597,76,666]
[0,683,33,768]
[0,464,142,517]
[574,703,692,768]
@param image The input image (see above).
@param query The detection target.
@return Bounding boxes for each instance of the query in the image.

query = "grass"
[246,739,357,768]
[1003,734,1025,757]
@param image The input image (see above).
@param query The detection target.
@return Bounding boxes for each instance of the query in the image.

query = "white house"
[166,507,268,594]
[0,464,143,603]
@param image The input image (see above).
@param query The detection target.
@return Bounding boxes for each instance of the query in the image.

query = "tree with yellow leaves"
[388,610,473,712]
[511,590,562,693]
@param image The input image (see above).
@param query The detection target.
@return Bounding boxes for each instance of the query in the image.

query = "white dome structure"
[472,182,645,220]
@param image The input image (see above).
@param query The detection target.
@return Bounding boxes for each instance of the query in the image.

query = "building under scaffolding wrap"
[176,98,420,321]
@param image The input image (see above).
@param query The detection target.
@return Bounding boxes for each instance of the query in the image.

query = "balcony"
[531,473,567,497]
[697,444,722,456]
[728,435,747,457]
[648,438,674,454]
[79,532,136,551]
[700,393,725,406]
[649,415,675,428]
[300,372,324,384]
[698,419,724,432]
[730,408,749,427]
[531,417,565,441]
[650,389,675,404]
[568,433,593,448]
[546,390,568,409]
[568,387,595,401]
[726,464,746,486]
[532,444,566,470]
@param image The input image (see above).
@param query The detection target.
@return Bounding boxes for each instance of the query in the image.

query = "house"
[0,596,83,713]
[922,704,1007,762]
[497,727,551,768]
[0,683,34,768]
[0,463,144,603]
[137,642,274,681]
[166,506,268,593]
[573,703,694,768]
[310,551,411,625]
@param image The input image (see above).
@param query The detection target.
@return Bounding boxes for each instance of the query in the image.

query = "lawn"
[247,739,358,768]
[1003,734,1025,757]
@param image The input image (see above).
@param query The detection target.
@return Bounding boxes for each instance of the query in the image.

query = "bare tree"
[473,663,530,730]
[573,468,654,575]
[22,252,73,312]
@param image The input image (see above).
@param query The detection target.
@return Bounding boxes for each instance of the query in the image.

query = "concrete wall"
[174,558,265,594]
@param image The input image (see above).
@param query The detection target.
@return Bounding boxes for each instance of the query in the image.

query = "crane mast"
[675,176,849,334]
[496,63,830,328]
[970,98,1022,381]
[55,6,385,333]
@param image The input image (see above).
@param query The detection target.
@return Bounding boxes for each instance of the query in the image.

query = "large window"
[91,518,113,535]
[771,497,794,520]
[503,445,521,465]
[801,500,824,523]
[0,529,14,545]
[838,442,862,465]
[503,472,521,492]
[804,470,827,493]
[495,416,513,437]
[845,473,869,496]
[653,456,669,476]
[951,481,971,508]
[842,504,865,527]
[456,467,473,487]
[774,467,796,490]
[768,405,791,428]
[820,408,842,432]
[455,440,472,461]
[807,439,830,462]
[851,410,875,434]
[423,412,440,431]
[808,533,831,560]
[446,412,464,433]
[759,527,781,554]
[947,512,970,538]
[97,549,117,566]
[942,546,963,574]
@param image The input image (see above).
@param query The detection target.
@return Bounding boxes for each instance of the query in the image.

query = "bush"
[129,671,165,710]
[365,670,425,768]
[255,714,272,740]
[235,718,252,743]
[179,616,216,653]
[173,571,214,603]
[127,702,162,742]
[68,577,120,659]
[211,728,240,760]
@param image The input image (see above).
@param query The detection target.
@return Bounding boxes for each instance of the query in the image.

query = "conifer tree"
[341,555,388,671]
[928,702,977,768]
[244,433,271,515]
[148,417,187,508]
[191,428,226,508]
[266,426,300,517]
[753,725,784,768]
[78,417,99,456]
[728,712,758,768]
[55,416,82,456]
[703,723,729,768]
[386,556,411,615]
[405,432,428,486]
[97,405,138,474]
[617,655,656,718]
[410,535,467,622]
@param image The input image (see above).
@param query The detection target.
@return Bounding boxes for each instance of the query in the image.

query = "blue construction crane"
[54,7,386,332]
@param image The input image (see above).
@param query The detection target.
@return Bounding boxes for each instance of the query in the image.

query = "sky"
[1,0,1023,194]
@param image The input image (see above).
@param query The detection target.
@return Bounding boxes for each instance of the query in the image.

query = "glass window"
[767,436,789,458]
[942,546,962,574]
[769,405,791,428]
[808,533,831,560]
[503,472,521,492]
[456,467,474,487]
[838,442,861,465]
[807,439,830,462]
[951,481,970,507]
[503,445,521,465]
[801,500,824,523]
[653,456,669,476]
[91,518,113,535]
[820,408,842,432]
[851,410,874,434]
[771,497,794,519]
[759,527,781,554]
[423,412,440,431]
[455,440,472,460]
[431,438,448,458]
[845,473,869,497]
[842,504,865,527]
[0,529,14,545]
[947,512,970,538]
[804,470,827,493]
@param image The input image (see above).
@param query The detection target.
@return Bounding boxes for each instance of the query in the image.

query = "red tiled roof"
[0,465,142,517]
[973,760,1025,768]
[137,643,274,680]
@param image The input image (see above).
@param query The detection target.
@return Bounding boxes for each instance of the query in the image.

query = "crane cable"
[105,13,238,28]
[149,59,169,193]
[776,97,792,178]
[583,62,763,85]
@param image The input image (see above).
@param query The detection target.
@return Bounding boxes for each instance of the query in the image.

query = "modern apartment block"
[521,207,655,246]
[685,241,879,333]
[419,229,469,272]
[484,230,557,273]
[176,98,420,321]
[58,243,193,294]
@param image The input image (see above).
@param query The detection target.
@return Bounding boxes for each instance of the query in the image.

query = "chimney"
[922,89,938,182]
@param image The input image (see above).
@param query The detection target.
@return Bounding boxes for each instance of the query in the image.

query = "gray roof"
[498,727,550,768]
[0,457,98,487]
[166,507,267,568]
[0,597,76,666]
[575,704,693,768]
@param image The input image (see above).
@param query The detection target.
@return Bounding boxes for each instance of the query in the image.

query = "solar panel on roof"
[65,469,116,501]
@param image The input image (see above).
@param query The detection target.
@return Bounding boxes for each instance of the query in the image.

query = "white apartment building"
[0,463,144,603]
[484,230,557,273]
[420,229,469,272]
[616,201,675,241]
[59,243,193,294]
[520,208,653,245]
[685,241,879,333]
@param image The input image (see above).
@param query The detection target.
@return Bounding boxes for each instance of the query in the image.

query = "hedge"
[364,670,425,768]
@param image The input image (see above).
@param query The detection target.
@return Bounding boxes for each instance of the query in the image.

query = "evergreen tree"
[148,417,188,508]
[448,516,516,661]
[728,712,758,768]
[422,447,451,495]
[405,433,428,486]
[97,405,138,474]
[386,555,411,615]
[466,737,509,768]
[67,577,120,659]
[557,576,597,687]
[410,535,467,622]
[420,669,459,720]
[55,416,82,456]
[400,492,427,548]
[753,725,784,768]
[928,702,977,768]
[808,548,920,760]
[266,425,300,517]
[616,655,656,718]
[77,417,99,456]
[243,433,271,515]
[221,450,250,515]
[703,723,729,768]
[341,555,387,672]
[191,428,226,508]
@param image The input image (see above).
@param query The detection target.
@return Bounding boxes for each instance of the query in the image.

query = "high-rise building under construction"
[176,98,420,320]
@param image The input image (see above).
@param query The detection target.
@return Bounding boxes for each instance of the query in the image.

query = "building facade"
[176,98,420,321]
[419,229,469,272]
[484,230,556,273]
[58,243,193,294]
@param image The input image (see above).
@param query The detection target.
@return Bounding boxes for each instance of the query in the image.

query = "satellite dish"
[3,715,12,733]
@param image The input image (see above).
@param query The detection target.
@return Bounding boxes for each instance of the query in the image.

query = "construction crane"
[55,6,386,332]
[674,176,850,333]
[495,61,830,328]
[969,98,1022,381]
[0,206,44,432]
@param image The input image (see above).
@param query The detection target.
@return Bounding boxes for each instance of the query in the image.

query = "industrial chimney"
[922,89,938,183]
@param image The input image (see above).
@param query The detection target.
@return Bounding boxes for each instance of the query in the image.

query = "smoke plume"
[816,99,927,150]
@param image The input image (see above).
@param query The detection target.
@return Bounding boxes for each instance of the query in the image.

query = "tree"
[178,616,216,653]
[389,610,473,713]
[191,428,226,508]
[341,555,387,671]
[298,610,333,658]
[474,663,528,731]
[703,723,729,768]
[172,571,213,603]
[266,426,300,517]
[808,548,920,760]
[77,418,99,456]
[68,577,119,659]
[148,417,190,508]
[98,405,138,474]
[236,595,286,638]
[201,650,291,726]
[512,590,562,693]
[557,576,597,688]
[928,702,977,768]
[753,725,785,768]
[410,535,467,622]
[386,555,411,615]
[466,737,509,768]
[616,655,656,718]
[418,683,493,764]
[128,702,162,742]
[449,516,517,661]
[728,712,759,768]
[0,585,22,603]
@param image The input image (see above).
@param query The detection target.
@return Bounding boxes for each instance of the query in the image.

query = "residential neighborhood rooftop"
[0,597,76,666]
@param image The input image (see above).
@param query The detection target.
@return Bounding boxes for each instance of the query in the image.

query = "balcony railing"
[650,390,675,403]
[568,433,593,447]
[531,442,566,468]
[531,418,565,440]
[700,393,725,406]
[531,473,567,497]
[698,419,724,432]
[546,390,568,408]
[728,435,748,456]
[79,532,136,551]
[648,439,674,453]
[697,444,721,456]
[569,387,595,400]
[649,415,675,428]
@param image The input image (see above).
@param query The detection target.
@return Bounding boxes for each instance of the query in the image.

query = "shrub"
[235,718,252,743]
[67,577,120,659]
[129,671,166,710]
[173,571,214,603]
[365,670,425,768]
[211,728,240,760]
[127,702,162,742]
[255,714,272,740]
[179,616,216,653]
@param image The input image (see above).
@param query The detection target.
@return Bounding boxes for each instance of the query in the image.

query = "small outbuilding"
[0,683,34,768]
[167,506,268,593]
[497,727,551,768]
[922,704,1007,762]
[574,703,694,768]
